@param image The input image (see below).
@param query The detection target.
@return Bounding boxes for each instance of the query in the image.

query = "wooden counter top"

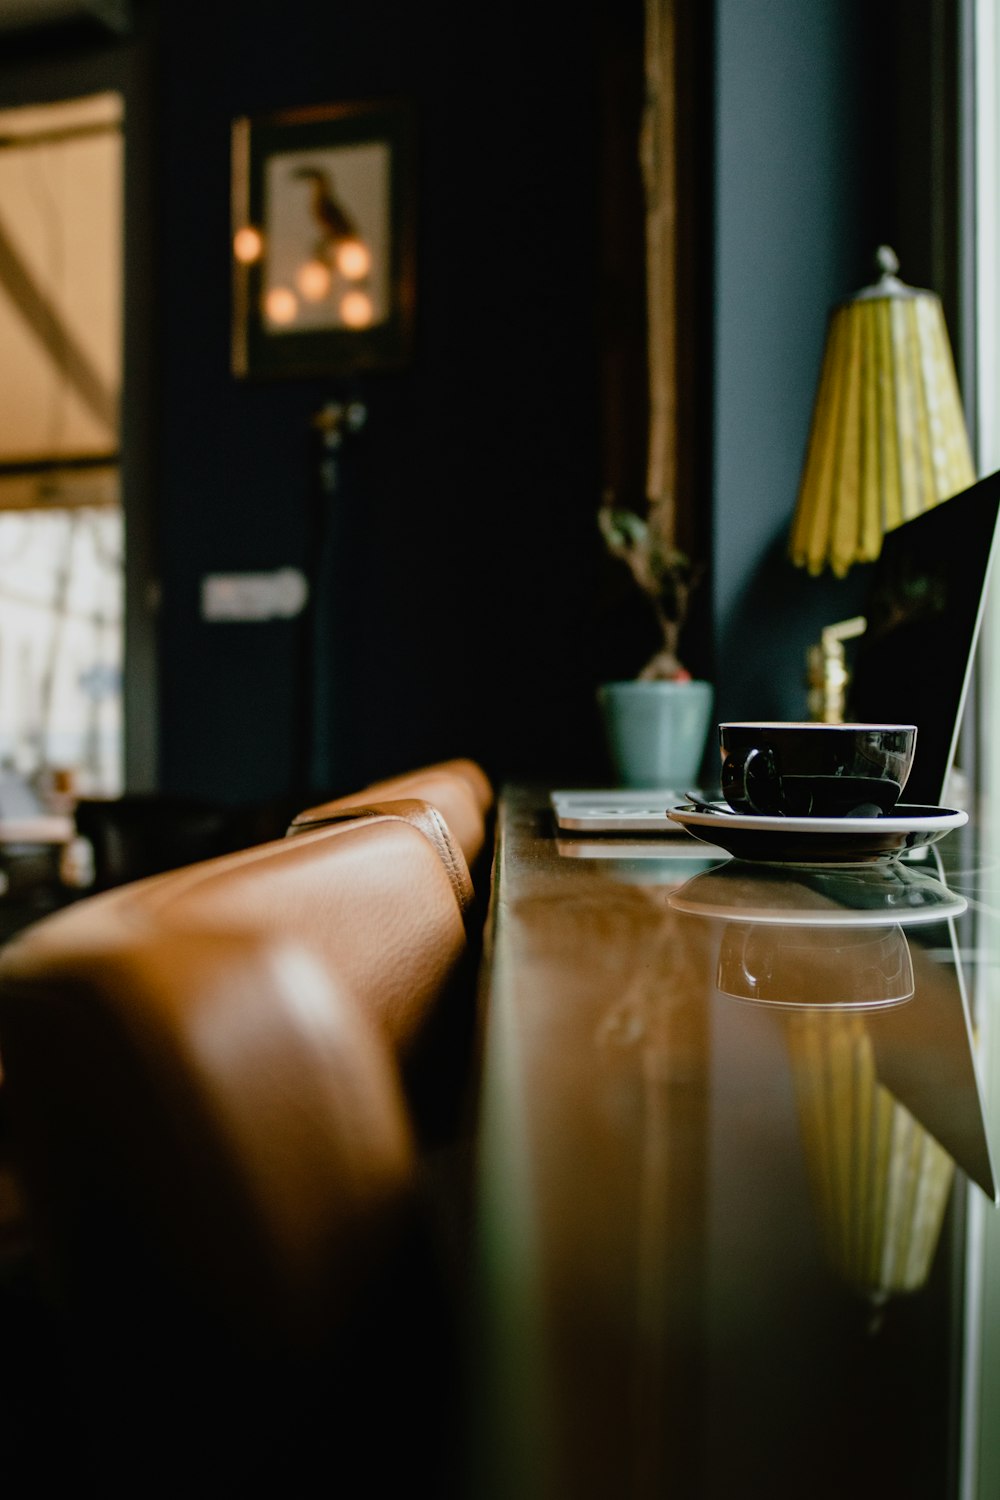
[466,785,1000,1499]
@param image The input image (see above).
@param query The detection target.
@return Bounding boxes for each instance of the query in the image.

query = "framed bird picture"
[231,100,416,378]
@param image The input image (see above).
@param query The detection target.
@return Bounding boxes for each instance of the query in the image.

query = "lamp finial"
[876,244,900,278]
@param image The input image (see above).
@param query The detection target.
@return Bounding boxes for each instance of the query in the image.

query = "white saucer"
[666,802,968,866]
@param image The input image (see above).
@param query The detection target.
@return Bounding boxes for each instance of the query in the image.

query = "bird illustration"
[293,165,359,263]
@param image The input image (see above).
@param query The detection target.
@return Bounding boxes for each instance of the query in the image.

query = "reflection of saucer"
[554,838,724,863]
[667,802,967,865]
[717,921,914,1010]
[668,859,968,927]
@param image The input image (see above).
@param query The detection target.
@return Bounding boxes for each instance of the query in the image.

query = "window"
[0,90,122,795]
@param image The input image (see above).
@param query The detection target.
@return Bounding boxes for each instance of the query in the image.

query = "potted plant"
[596,497,713,789]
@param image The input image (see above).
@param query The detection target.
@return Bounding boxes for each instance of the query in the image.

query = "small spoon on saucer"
[683,792,737,815]
[683,791,885,818]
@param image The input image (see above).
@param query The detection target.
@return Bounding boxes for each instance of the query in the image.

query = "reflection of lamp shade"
[789,245,976,577]
[787,1010,954,1301]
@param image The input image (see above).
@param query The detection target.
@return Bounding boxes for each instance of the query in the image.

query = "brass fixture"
[806,615,867,723]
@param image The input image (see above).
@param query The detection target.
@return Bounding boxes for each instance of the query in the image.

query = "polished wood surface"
[469,785,1000,1499]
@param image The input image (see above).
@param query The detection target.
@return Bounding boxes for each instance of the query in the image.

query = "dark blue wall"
[711,0,875,725]
[709,0,966,730]
[150,0,612,804]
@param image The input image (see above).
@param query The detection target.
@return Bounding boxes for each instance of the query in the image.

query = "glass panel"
[0,91,123,799]
[0,90,121,484]
[964,12,1000,1500]
[0,505,122,794]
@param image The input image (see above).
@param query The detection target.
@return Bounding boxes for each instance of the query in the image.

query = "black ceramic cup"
[718,721,917,818]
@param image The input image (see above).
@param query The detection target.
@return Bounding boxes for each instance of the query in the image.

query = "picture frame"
[231,100,416,379]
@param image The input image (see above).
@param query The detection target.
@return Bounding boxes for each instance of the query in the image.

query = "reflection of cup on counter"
[717,921,914,1011]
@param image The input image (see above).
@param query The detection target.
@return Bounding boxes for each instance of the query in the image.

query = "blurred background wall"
[0,0,960,806]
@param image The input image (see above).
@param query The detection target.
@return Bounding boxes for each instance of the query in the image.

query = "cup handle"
[739,925,758,992]
[721,744,779,814]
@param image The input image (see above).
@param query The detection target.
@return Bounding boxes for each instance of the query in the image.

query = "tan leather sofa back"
[0,790,479,1489]
[0,805,474,1317]
[23,809,469,1055]
[0,925,414,1343]
[288,758,494,874]
[429,756,494,814]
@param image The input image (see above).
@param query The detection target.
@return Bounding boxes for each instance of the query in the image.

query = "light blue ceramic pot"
[597,679,714,789]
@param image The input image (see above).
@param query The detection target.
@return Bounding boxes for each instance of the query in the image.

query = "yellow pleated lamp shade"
[789,246,976,577]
